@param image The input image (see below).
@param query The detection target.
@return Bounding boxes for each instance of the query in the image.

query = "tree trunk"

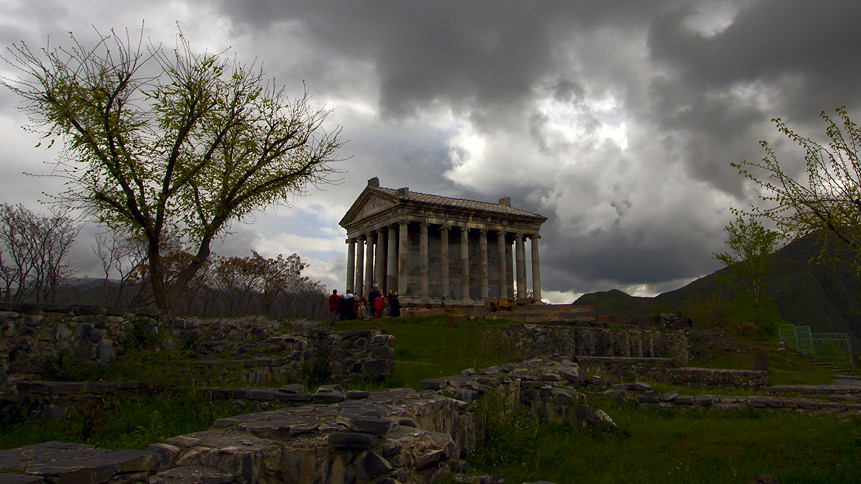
[170,235,212,299]
[148,239,168,311]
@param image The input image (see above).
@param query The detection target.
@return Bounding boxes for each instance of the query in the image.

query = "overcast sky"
[1,0,859,303]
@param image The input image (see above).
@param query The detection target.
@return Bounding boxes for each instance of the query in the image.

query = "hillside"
[576,233,861,343]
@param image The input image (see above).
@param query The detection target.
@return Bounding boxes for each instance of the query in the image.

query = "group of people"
[327,284,400,323]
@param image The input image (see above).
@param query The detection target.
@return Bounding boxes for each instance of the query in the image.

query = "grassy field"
[472,394,861,484]
[0,390,240,451]
[337,315,519,389]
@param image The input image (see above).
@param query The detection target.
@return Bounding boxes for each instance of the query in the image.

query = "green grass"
[0,390,241,450]
[337,315,519,389]
[471,395,861,484]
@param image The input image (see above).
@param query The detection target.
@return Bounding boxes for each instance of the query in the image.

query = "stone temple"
[339,177,547,305]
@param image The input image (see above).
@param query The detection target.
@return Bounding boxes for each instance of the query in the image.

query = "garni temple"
[339,177,547,306]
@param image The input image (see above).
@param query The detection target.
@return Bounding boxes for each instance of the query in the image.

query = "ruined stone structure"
[339,178,547,304]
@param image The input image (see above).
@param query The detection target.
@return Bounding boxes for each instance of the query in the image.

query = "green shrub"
[41,349,104,381]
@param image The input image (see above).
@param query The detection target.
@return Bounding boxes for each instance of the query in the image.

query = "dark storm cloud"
[646,0,861,193]
[5,0,860,300]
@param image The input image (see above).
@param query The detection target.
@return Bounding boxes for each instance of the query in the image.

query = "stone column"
[364,232,375,298]
[375,228,385,288]
[355,236,365,297]
[497,231,507,298]
[419,222,429,297]
[398,221,409,295]
[531,234,542,301]
[386,227,397,294]
[515,233,527,298]
[506,241,514,298]
[479,229,489,299]
[440,225,450,299]
[460,227,470,299]
[346,238,356,293]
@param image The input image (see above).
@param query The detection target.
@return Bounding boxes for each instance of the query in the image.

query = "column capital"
[440,224,450,231]
[514,232,524,240]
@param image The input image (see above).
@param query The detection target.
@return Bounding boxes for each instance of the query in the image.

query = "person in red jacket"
[373,293,385,319]
[328,289,340,324]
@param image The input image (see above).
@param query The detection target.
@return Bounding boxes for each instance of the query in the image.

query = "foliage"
[733,106,861,272]
[2,27,343,309]
[470,395,861,483]
[0,390,239,450]
[303,358,331,390]
[714,216,782,308]
[0,203,80,302]
[680,291,736,329]
[41,349,104,381]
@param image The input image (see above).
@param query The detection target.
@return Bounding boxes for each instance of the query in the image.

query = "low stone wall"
[574,357,770,388]
[491,324,691,363]
[576,356,675,382]
[666,368,769,388]
[0,303,394,398]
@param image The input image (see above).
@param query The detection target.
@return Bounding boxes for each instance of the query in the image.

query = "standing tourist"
[368,284,382,317]
[328,289,340,324]
[388,292,400,318]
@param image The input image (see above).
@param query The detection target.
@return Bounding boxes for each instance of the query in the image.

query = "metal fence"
[778,324,854,368]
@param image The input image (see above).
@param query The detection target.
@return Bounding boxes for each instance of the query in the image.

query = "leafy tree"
[713,216,782,308]
[732,106,861,270]
[2,28,343,310]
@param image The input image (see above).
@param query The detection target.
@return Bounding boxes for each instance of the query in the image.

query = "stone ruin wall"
[491,323,692,363]
[3,356,858,483]
[0,303,394,398]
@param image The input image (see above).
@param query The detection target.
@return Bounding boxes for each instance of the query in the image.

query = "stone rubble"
[2,353,859,483]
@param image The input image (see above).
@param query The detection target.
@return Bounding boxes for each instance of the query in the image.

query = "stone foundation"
[0,304,394,399]
[491,324,692,363]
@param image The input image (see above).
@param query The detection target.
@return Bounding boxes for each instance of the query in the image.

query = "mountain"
[575,233,861,343]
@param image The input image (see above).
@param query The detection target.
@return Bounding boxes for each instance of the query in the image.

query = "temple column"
[355,236,365,297]
[397,221,409,295]
[346,238,356,293]
[506,241,514,298]
[497,231,507,298]
[479,229,489,299]
[364,232,375,297]
[386,227,397,293]
[375,228,385,288]
[460,227,470,299]
[440,225,450,299]
[419,222,429,297]
[515,233,527,298]
[531,234,542,301]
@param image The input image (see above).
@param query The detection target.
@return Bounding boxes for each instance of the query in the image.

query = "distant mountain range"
[575,233,861,345]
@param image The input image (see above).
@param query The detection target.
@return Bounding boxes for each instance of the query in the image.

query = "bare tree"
[93,226,147,305]
[0,203,80,302]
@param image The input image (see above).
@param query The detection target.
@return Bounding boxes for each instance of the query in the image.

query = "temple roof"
[339,177,547,230]
[371,186,545,219]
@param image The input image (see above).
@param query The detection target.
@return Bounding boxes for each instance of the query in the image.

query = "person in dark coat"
[387,291,400,318]
[339,290,356,320]
[368,284,382,317]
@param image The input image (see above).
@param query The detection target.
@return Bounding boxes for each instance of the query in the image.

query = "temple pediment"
[339,188,398,227]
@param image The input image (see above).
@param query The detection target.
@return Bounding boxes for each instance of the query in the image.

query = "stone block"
[414,450,446,470]
[147,443,181,469]
[328,432,379,450]
[356,450,393,481]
